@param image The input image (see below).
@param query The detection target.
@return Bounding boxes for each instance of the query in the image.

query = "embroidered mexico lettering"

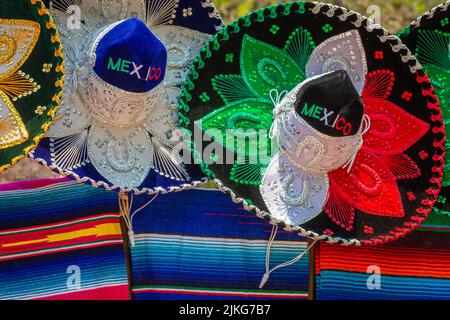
[107,57,163,81]
[301,102,352,136]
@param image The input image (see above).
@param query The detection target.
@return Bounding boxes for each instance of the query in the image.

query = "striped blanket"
[130,189,310,300]
[314,212,450,300]
[0,178,129,300]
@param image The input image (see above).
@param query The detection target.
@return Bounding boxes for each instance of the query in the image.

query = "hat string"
[119,191,159,247]
[268,89,289,140]
[259,225,319,289]
[342,114,371,174]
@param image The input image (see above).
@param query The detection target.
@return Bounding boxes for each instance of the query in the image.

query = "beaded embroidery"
[178,1,442,244]
[0,19,41,149]
[195,27,429,230]
[43,0,218,188]
[195,30,316,185]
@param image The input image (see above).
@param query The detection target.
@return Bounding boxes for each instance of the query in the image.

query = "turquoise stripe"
[131,235,309,291]
[316,270,450,300]
[0,246,127,300]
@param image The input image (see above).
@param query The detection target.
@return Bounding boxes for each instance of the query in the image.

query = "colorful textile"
[130,188,310,300]
[314,212,450,300]
[0,178,129,300]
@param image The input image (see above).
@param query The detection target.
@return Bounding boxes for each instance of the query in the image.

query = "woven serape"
[130,189,310,300]
[314,212,450,300]
[0,178,129,300]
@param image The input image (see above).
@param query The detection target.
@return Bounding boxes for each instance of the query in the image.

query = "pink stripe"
[35,284,130,300]
[0,178,71,192]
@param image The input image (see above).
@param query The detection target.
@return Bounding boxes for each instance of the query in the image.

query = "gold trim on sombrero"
[0,19,41,150]
[0,0,64,174]
[0,91,28,149]
[0,19,40,78]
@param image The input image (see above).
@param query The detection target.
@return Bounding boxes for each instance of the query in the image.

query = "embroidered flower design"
[197,30,313,185]
[374,50,384,59]
[35,105,47,115]
[364,226,374,235]
[183,8,193,17]
[42,63,52,73]
[419,150,429,160]
[199,92,210,102]
[402,90,413,101]
[415,29,450,186]
[0,20,40,148]
[322,24,333,33]
[225,53,234,63]
[196,29,430,232]
[407,192,416,201]
[325,70,429,230]
[270,24,280,34]
[43,15,204,188]
[441,18,449,27]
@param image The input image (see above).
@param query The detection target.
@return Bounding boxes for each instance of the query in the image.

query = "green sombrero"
[0,0,63,173]
[399,1,450,216]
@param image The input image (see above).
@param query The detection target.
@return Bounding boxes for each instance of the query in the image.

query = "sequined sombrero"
[399,1,450,217]
[31,0,223,193]
[0,0,63,174]
[178,2,445,245]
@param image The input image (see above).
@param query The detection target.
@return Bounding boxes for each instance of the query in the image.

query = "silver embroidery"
[306,30,368,94]
[43,0,219,187]
[261,74,366,226]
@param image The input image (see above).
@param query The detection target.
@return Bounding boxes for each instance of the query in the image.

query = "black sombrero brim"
[178,2,444,245]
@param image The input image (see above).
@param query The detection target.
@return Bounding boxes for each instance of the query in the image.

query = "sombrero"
[0,0,63,174]
[31,0,223,193]
[178,2,445,245]
[399,1,450,217]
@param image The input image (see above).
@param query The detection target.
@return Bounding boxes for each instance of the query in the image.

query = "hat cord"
[268,89,289,140]
[259,225,319,289]
[342,114,371,173]
[119,192,159,247]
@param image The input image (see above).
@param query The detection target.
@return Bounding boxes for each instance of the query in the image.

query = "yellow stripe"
[1,223,121,248]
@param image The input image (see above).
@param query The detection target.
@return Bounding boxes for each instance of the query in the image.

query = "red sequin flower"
[323,70,430,231]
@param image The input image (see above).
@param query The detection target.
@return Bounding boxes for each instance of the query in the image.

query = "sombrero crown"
[293,70,363,137]
[93,18,166,93]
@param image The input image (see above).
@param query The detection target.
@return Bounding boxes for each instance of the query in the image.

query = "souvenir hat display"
[0,0,63,174]
[399,1,450,217]
[31,0,223,193]
[178,1,445,245]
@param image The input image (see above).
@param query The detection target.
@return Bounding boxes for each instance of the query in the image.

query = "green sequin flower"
[441,18,449,27]
[322,24,333,33]
[195,28,316,185]
[199,92,210,103]
[416,29,450,186]
[270,24,280,34]
[225,53,234,63]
